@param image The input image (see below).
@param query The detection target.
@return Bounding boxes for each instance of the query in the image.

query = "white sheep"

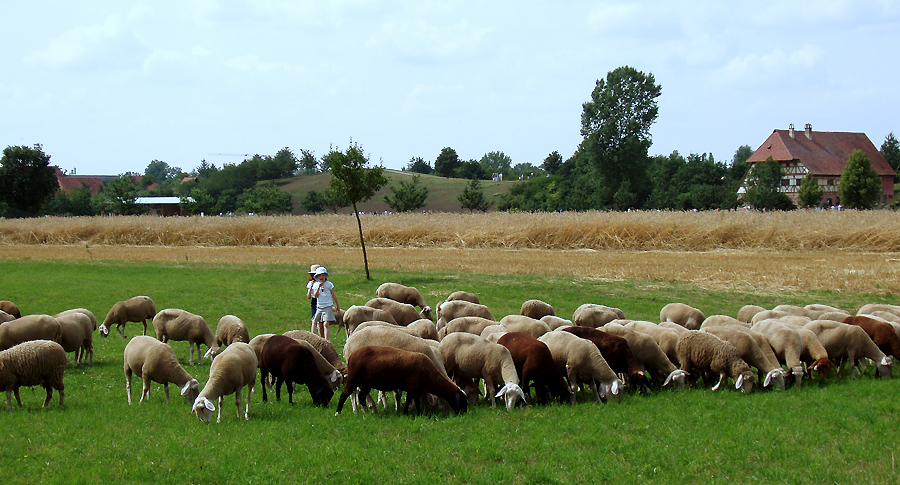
[0,314,63,351]
[676,330,755,392]
[805,304,849,316]
[480,324,509,342]
[857,303,900,318]
[750,310,793,324]
[736,305,766,323]
[375,283,433,321]
[365,297,429,326]
[538,330,624,403]
[498,315,551,338]
[152,309,221,365]
[0,310,14,324]
[0,340,67,411]
[751,319,806,386]
[572,304,621,328]
[101,296,156,338]
[54,309,97,364]
[192,342,258,423]
[540,315,573,330]
[445,290,480,304]
[215,315,251,348]
[701,315,751,330]
[660,303,705,330]
[341,305,398,336]
[804,320,893,378]
[438,332,525,410]
[436,300,495,330]
[625,320,682,366]
[123,336,200,404]
[520,299,554,320]
[441,316,500,339]
[600,323,686,389]
[700,326,786,390]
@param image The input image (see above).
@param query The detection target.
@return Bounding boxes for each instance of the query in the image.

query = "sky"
[2,1,898,176]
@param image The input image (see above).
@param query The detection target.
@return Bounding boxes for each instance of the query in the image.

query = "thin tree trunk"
[352,202,371,280]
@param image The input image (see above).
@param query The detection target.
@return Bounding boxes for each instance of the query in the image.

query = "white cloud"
[716,44,824,88]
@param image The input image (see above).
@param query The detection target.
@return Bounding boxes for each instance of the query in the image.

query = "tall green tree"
[403,157,433,175]
[434,147,461,178]
[144,160,181,182]
[479,151,512,178]
[383,174,429,212]
[580,66,662,209]
[237,182,292,215]
[457,178,492,212]
[730,144,753,182]
[104,174,143,215]
[797,173,824,208]
[326,141,389,279]
[838,149,882,209]
[299,149,318,175]
[741,157,794,210]
[542,151,563,176]
[881,132,900,173]
[300,190,325,213]
[180,187,216,215]
[0,144,59,217]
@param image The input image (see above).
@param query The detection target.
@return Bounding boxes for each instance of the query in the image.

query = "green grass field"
[1,258,898,483]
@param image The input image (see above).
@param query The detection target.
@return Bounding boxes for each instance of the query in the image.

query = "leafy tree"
[881,132,900,173]
[383,174,429,212]
[196,159,217,179]
[497,176,563,211]
[44,183,99,216]
[321,187,350,213]
[145,160,180,182]
[300,190,325,213]
[326,141,389,279]
[797,173,824,208]
[479,151,512,178]
[180,187,216,215]
[741,157,794,210]
[403,157,433,175]
[434,147,461,178]
[580,66,662,209]
[104,174,143,215]
[268,147,299,178]
[299,149,318,175]
[838,149,882,209]
[0,144,60,217]
[542,151,563,176]
[457,178,492,212]
[730,145,753,182]
[237,182,292,215]
[457,160,488,180]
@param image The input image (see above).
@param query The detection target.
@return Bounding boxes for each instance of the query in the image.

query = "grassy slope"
[277,171,516,214]
[1,259,899,483]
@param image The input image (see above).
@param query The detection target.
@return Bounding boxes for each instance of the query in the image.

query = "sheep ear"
[204,398,215,411]
[180,381,192,396]
[330,370,341,383]
[204,347,215,359]
[611,380,620,395]
[735,374,744,389]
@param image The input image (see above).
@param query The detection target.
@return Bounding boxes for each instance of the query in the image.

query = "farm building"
[738,124,895,207]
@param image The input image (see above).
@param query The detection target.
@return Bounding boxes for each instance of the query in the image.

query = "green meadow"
[0,258,898,484]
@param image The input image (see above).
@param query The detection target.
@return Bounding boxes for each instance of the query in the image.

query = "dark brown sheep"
[0,301,22,319]
[561,326,648,390]
[335,345,467,415]
[843,315,900,358]
[260,335,333,406]
[496,332,574,405]
[283,330,347,374]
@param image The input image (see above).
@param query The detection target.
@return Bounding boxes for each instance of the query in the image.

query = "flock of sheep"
[1,282,899,422]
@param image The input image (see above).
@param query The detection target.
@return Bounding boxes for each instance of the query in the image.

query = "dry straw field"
[3,210,900,294]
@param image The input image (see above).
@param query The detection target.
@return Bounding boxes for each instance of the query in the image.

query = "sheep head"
[192,396,215,423]
[663,369,687,389]
[763,368,786,390]
[495,382,526,411]
[735,371,755,393]
[181,379,200,403]
[421,306,433,321]
[98,324,110,338]
[203,345,221,361]
[809,358,836,379]
[599,379,623,403]
[876,355,893,378]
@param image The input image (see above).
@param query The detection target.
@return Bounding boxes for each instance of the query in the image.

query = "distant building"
[53,166,111,194]
[135,196,191,216]
[739,124,895,207]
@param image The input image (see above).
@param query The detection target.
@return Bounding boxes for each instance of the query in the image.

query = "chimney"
[789,123,795,138]
[805,123,812,140]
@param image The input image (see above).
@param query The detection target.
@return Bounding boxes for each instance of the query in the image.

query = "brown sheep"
[0,340,67,411]
[101,296,157,338]
[342,305,398,336]
[660,303,705,330]
[561,326,648,390]
[283,330,347,374]
[496,332,573,405]
[676,330,755,393]
[375,283,433,321]
[520,299,554,320]
[365,297,427,326]
[572,304,621,328]
[436,300,495,330]
[0,301,22,319]
[260,335,333,406]
[843,315,900,358]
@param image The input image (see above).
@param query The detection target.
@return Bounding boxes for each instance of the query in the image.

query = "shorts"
[313,306,335,323]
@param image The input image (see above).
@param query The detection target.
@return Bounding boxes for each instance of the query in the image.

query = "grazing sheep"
[259,335,333,406]
[676,331,755,392]
[625,321,682,366]
[736,305,767,323]
[496,332,573,405]
[857,303,900,318]
[53,311,90,364]
[773,304,822,319]
[700,315,750,330]
[123,336,200,404]
[572,304,622,328]
[659,321,692,335]
[0,340,67,411]
[54,309,97,364]
[192,342,258,423]
[376,283,433,321]
[0,311,14,324]
[152,309,220,365]
[499,315,551,338]
[804,320,893,378]
[794,326,837,378]
[335,345,467,415]
[445,291,480,304]
[365,297,428,326]
[660,303,705,330]
[344,326,447,377]
[751,319,806,387]
[520,299,554,320]
[480,324,509,342]
[215,315,250,349]
[700,326,786,390]
[342,305,397,336]
[252,334,343,390]
[805,304,849,316]
[560,326,648,390]
[282,330,347,374]
[842,315,900,358]
[538,331,624,403]
[750,310,793,324]
[438,332,524,410]
[436,300,495,330]
[600,323,686,389]
[0,314,63,350]
[101,296,156,338]
[540,315,573,330]
[441,316,497,339]
[0,301,22,319]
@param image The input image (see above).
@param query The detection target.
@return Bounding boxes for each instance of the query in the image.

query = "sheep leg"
[286,378,294,404]
[141,377,152,403]
[217,396,224,423]
[125,369,133,405]
[260,369,270,402]
[163,383,171,403]
[274,376,283,401]
[6,390,13,411]
[13,388,23,407]
[42,385,54,408]
[117,324,126,339]
[244,385,253,420]
[142,319,148,336]
[711,373,726,391]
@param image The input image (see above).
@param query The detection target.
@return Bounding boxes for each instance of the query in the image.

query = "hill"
[277,170,518,214]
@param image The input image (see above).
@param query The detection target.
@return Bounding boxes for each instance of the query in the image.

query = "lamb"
[53,311,90,364]
[445,291,480,304]
[375,283,433,321]
[560,326,648,390]
[438,332,525,410]
[499,315,551,338]
[540,315,573,330]
[436,300,495,330]
[751,319,807,386]
[842,315,900,358]
[496,332,573,404]
[0,314,63,351]
[341,305,397,336]
[123,336,200,404]
[215,315,251,348]
[538,331,624,403]
[192,342,257,423]
[259,335,333,406]
[676,330,755,392]
[700,326,786,390]
[599,323,686,389]
[804,320,892,378]
[335,345,467,415]
[0,340,67,411]
[365,297,428,326]
[520,299,554,320]
[660,303,705,330]
[0,301,22,319]
[572,304,621,328]
[282,330,347,374]
[101,296,156,338]
[736,305,766,323]
[152,309,220,365]
[54,308,97,364]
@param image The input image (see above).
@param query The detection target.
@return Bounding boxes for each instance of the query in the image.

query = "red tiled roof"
[747,128,894,176]
[54,167,105,194]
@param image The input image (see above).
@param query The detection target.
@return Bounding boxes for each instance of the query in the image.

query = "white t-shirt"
[314,281,334,308]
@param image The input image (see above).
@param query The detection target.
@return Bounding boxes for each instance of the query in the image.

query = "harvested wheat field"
[3,210,900,294]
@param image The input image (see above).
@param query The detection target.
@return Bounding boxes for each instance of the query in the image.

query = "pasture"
[1,211,899,482]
